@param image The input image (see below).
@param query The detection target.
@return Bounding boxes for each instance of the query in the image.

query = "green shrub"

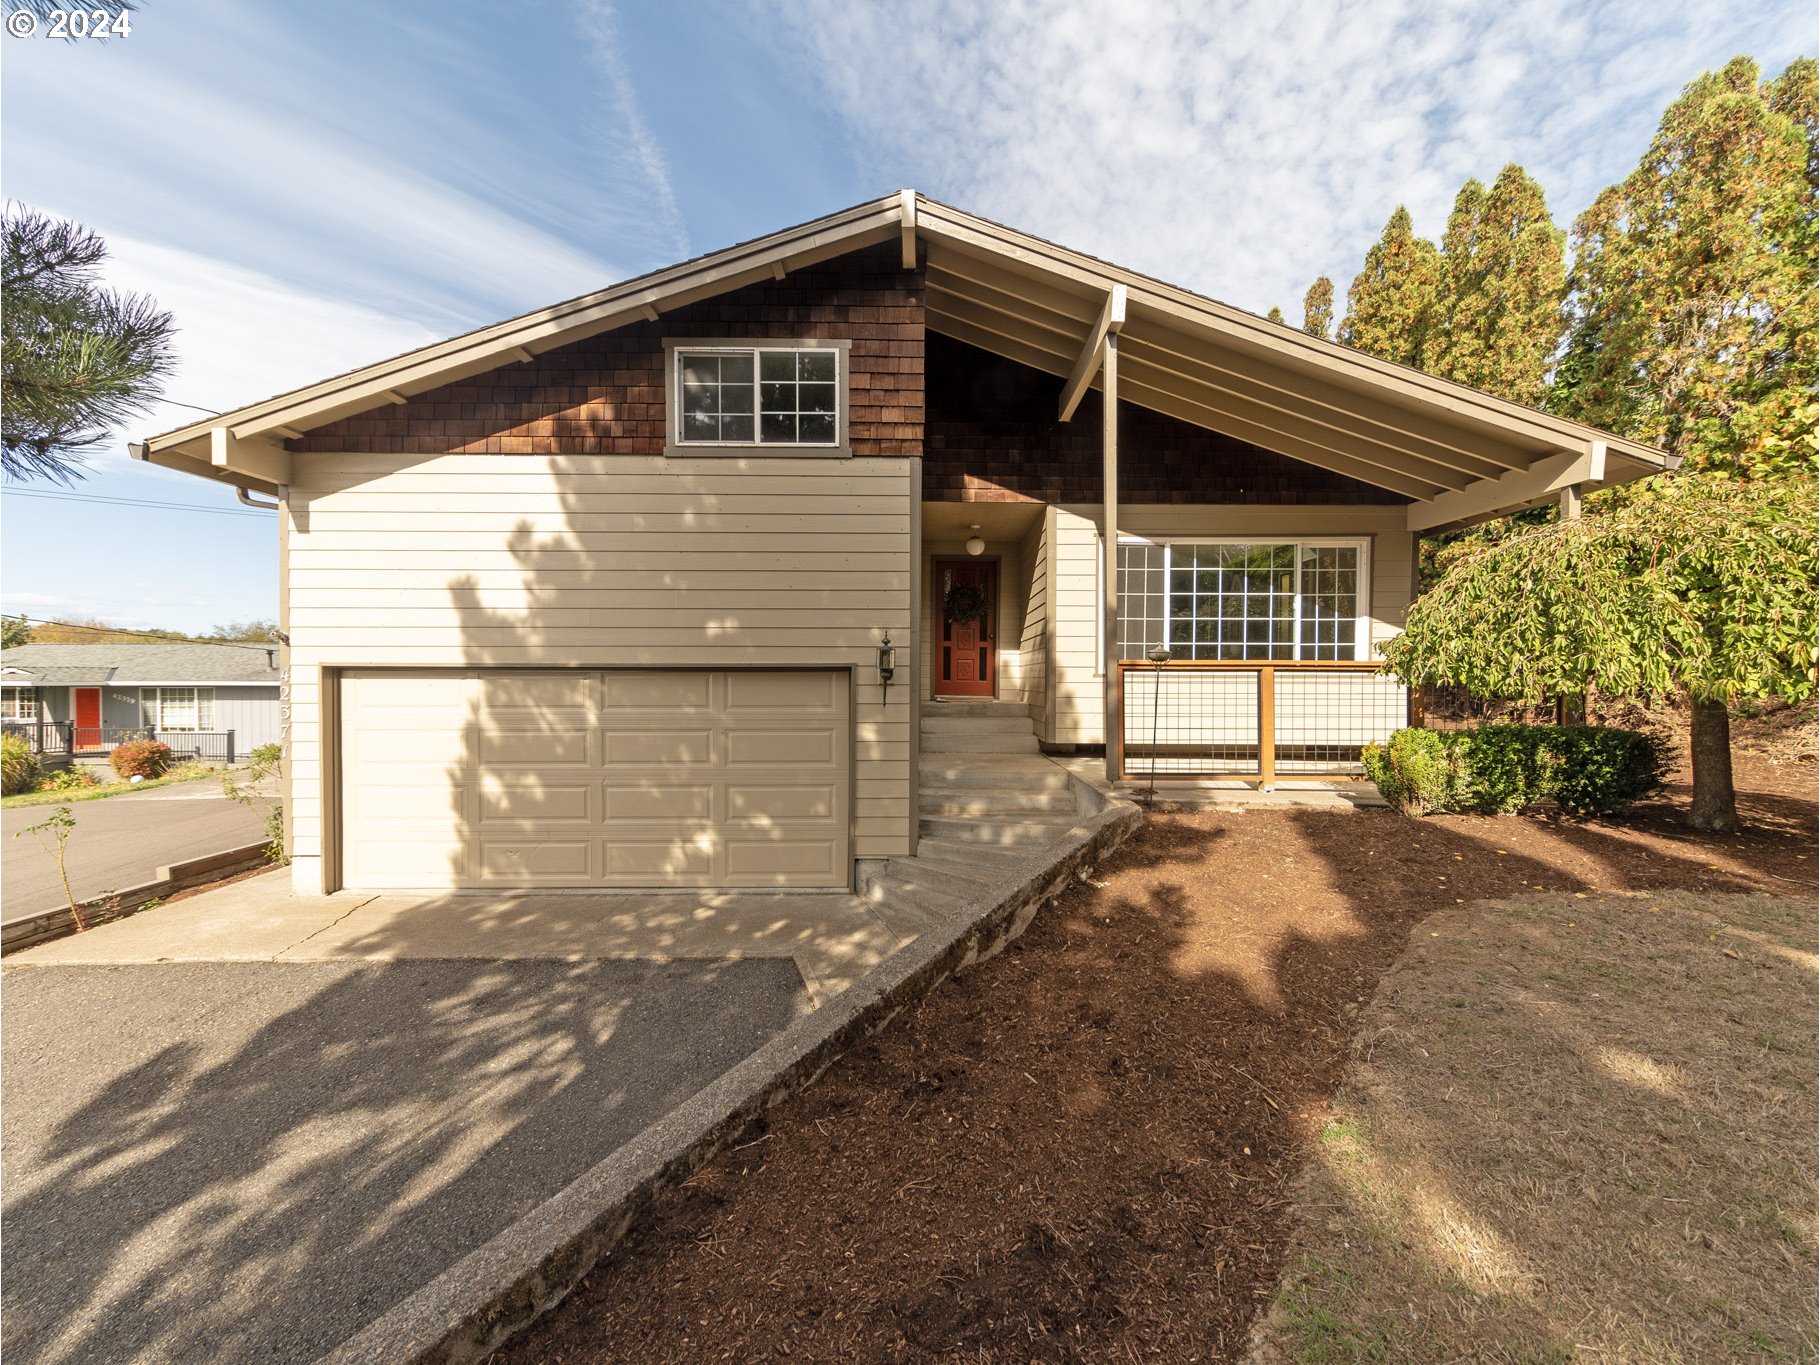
[1544,726,1666,814]
[1456,723,1549,814]
[1366,723,1662,817]
[1360,727,1462,815]
[1,734,38,796]
[36,766,100,792]
[110,739,173,780]
[248,742,282,770]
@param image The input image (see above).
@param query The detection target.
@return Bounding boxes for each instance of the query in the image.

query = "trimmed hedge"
[1,734,38,796]
[110,739,174,780]
[1363,723,1664,817]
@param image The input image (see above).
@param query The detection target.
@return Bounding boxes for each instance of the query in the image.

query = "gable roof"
[0,642,281,686]
[136,190,1673,529]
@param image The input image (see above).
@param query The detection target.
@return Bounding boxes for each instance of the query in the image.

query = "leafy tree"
[1301,276,1334,339]
[1339,206,1440,366]
[24,617,185,643]
[2,204,176,483]
[1553,57,1817,479]
[1382,477,1818,832]
[1265,306,1285,325]
[205,619,278,642]
[0,615,30,648]
[1428,165,1567,405]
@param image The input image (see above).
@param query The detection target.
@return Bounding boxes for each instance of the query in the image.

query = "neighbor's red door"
[73,687,102,750]
[934,557,997,698]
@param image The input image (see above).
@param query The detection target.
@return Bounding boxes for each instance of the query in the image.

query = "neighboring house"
[0,642,282,764]
[134,192,1673,896]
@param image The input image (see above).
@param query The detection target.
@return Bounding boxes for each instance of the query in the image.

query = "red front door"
[935,557,997,698]
[73,688,102,750]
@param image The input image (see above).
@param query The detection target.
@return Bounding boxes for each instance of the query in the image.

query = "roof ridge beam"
[1059,284,1126,422]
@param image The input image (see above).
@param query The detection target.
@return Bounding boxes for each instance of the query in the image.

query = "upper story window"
[667,342,848,455]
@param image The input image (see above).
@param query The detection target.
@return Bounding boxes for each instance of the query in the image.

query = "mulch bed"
[501,750,1815,1364]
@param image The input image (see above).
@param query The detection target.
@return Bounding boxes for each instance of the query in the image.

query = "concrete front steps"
[860,700,1099,938]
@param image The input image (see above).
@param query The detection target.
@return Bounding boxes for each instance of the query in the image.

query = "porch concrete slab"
[1057,757,1387,809]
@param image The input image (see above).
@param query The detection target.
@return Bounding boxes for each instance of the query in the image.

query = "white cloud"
[759,0,1814,316]
[575,1,691,263]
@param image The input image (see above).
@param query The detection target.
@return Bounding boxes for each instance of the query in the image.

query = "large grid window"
[2,687,37,721]
[676,347,840,447]
[143,687,213,732]
[1117,540,1366,661]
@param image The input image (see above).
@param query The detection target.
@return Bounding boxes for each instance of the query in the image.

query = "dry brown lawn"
[1248,888,1818,1364]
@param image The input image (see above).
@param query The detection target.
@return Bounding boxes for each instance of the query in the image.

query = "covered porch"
[909,197,1672,789]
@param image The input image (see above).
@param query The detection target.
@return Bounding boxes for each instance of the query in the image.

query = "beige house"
[136,192,1672,896]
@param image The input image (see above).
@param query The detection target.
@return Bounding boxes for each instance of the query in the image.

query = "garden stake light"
[1146,645,1172,806]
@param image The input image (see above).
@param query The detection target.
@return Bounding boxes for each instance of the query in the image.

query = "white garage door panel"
[340,669,848,890]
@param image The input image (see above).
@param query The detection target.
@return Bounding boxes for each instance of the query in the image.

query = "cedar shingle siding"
[289,239,1398,508]
[291,243,923,457]
[924,336,1406,505]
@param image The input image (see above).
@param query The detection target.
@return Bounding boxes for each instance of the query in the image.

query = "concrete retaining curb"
[1,841,276,955]
[317,792,1144,1365]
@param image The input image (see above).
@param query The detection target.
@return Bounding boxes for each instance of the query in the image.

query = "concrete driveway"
[1,872,904,1363]
[2,777,267,922]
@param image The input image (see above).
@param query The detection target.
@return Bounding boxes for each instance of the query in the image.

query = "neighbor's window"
[1,687,37,721]
[146,687,214,732]
[1117,541,1364,661]
[675,347,841,447]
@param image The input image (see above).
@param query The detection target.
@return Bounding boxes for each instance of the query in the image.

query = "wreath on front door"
[944,582,989,625]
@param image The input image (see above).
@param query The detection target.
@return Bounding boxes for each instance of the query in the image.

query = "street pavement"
[2,777,267,922]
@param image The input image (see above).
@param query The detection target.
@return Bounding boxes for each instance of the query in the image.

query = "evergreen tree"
[1553,57,1817,478]
[1301,276,1334,339]
[2,204,176,484]
[1429,166,1566,405]
[1265,306,1285,325]
[0,615,30,649]
[1339,207,1439,366]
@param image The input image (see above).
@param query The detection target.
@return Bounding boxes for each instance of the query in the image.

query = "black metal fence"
[2,722,237,765]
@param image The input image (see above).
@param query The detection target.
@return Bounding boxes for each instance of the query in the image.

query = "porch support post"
[1102,333,1121,783]
[1559,482,1583,519]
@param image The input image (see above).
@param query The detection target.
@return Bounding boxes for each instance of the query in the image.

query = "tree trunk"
[1686,697,1739,833]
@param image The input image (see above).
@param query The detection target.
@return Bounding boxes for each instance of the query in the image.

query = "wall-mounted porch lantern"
[877,632,896,704]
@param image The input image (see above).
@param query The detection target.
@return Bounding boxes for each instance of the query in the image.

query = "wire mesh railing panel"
[1274,670,1406,773]
[1123,668,1261,775]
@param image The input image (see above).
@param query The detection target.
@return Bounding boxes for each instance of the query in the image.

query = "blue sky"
[1,0,1812,635]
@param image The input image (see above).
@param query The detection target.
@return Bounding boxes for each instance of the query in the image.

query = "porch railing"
[3,722,236,765]
[1116,660,1408,784]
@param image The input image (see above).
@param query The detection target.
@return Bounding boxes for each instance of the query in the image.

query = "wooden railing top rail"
[1115,658,1390,672]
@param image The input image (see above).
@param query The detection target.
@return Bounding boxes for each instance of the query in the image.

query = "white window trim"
[662,337,852,458]
[1,686,37,722]
[1116,534,1373,662]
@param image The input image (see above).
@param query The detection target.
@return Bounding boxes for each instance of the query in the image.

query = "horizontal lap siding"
[285,454,914,889]
[1046,505,1412,747]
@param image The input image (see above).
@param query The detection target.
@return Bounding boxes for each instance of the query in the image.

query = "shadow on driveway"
[2,956,806,1363]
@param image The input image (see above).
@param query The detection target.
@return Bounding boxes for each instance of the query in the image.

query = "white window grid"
[142,687,214,732]
[674,346,841,447]
[1116,538,1370,662]
[1,687,37,721]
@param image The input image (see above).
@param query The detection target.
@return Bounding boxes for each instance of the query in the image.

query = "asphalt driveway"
[2,777,267,922]
[2,955,809,1364]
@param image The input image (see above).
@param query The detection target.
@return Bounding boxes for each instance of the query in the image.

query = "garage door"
[339,670,849,890]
